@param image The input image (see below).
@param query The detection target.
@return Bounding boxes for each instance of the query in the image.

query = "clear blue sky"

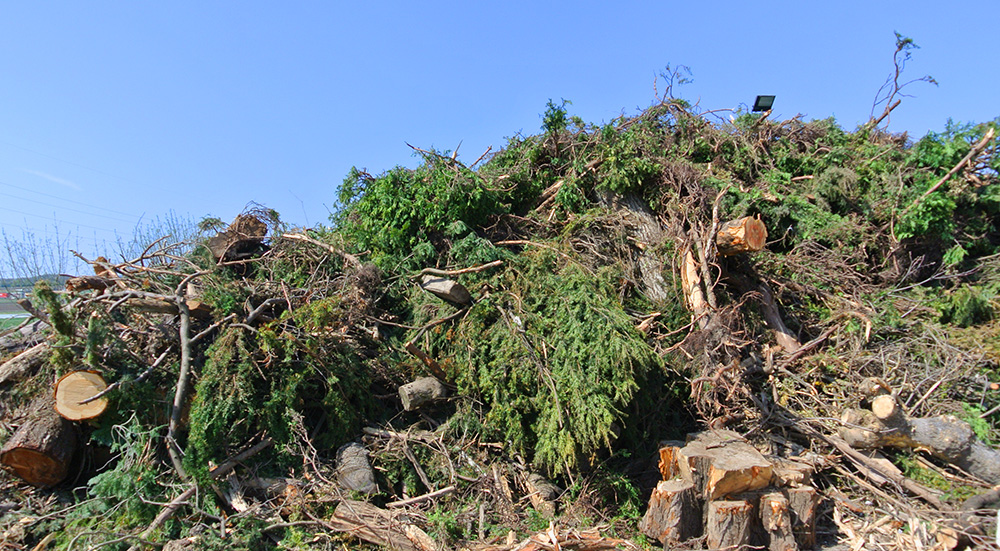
[1,1,997,272]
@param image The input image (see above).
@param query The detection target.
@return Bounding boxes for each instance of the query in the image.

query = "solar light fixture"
[752,95,775,112]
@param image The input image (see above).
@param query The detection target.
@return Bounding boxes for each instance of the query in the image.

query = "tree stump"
[0,397,77,487]
[54,370,109,421]
[676,430,774,500]
[716,216,768,256]
[706,499,755,549]
[398,377,448,411]
[639,479,701,545]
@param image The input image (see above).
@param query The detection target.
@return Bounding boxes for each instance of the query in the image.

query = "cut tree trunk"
[639,479,702,545]
[54,370,109,421]
[706,499,755,549]
[761,491,797,551]
[597,191,670,302]
[785,485,818,549]
[843,395,1000,484]
[675,430,774,501]
[0,342,49,385]
[398,376,448,411]
[716,216,768,256]
[0,396,77,487]
[336,442,377,495]
[64,276,113,293]
[419,275,472,305]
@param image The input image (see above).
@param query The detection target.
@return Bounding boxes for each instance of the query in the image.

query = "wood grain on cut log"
[676,430,774,500]
[639,479,701,545]
[706,499,755,550]
[761,491,797,551]
[54,370,109,421]
[0,397,77,487]
[399,376,448,411]
[657,441,685,480]
[716,216,768,256]
[0,342,49,385]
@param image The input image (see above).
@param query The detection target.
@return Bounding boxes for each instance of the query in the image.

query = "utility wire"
[0,179,138,218]
[0,205,120,234]
[0,190,138,224]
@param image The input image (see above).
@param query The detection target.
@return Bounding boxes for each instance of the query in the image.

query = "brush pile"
[1,96,999,551]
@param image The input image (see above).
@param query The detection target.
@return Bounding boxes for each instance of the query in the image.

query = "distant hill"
[0,274,69,289]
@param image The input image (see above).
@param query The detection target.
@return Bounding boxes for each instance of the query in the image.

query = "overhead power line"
[0,179,138,218]
[0,190,138,224]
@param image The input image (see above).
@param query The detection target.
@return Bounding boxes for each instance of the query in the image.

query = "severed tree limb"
[899,127,995,221]
[386,485,456,508]
[165,271,210,481]
[128,438,273,550]
[787,415,950,510]
[416,260,503,279]
[15,299,50,327]
[843,395,1000,484]
[281,232,362,270]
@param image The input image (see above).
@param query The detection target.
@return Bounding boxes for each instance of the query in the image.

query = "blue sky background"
[1,1,997,274]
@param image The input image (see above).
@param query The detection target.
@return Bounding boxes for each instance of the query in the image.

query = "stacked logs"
[640,430,819,550]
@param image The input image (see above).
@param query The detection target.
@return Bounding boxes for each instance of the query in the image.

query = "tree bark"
[332,500,435,551]
[761,491,798,551]
[706,499,755,549]
[398,377,448,411]
[639,479,701,545]
[0,396,77,487]
[597,191,671,302]
[844,395,1000,484]
[0,342,48,385]
[785,485,818,549]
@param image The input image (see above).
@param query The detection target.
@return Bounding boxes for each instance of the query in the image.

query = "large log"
[676,430,774,500]
[54,370,109,421]
[716,216,768,256]
[0,342,49,385]
[639,479,701,545]
[398,377,448,411]
[336,442,377,494]
[842,395,1000,484]
[0,397,77,487]
[706,499,755,549]
[597,192,671,302]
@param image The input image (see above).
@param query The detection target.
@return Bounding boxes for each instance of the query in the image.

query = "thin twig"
[385,486,456,508]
